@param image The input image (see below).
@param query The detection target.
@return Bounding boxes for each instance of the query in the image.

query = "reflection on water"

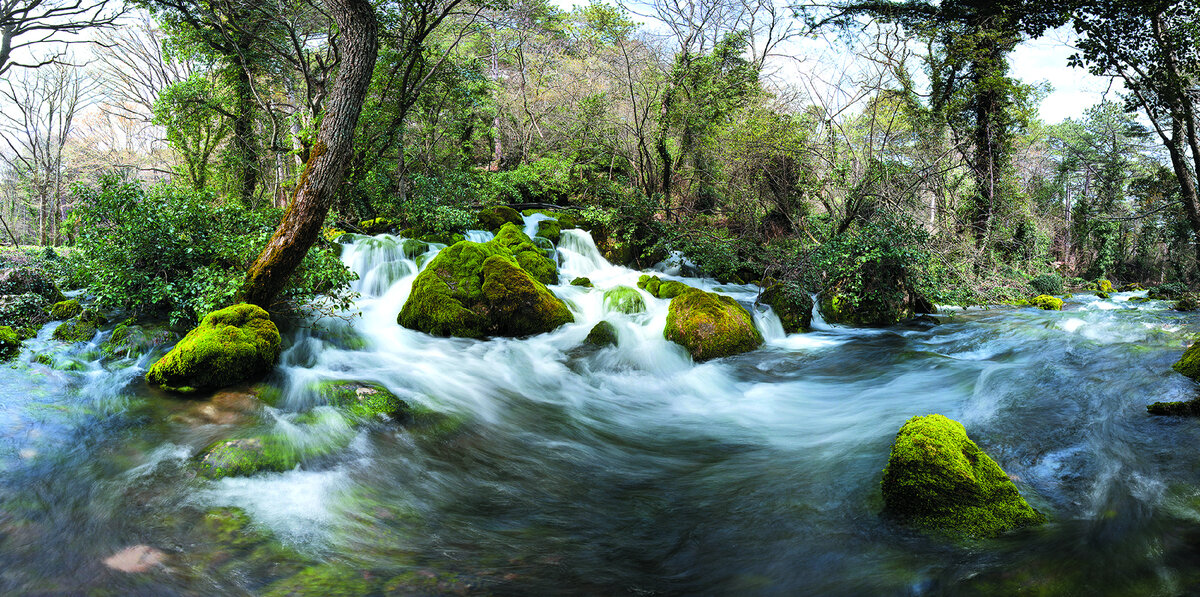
[1,218,1200,595]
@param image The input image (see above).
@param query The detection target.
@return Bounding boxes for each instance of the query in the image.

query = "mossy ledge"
[146,304,281,394]
[881,414,1045,538]
[663,288,762,361]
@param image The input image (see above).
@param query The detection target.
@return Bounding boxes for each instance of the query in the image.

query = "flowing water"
[4,218,1200,595]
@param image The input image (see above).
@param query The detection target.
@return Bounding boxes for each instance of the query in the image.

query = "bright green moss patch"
[1173,341,1200,381]
[51,309,105,343]
[358,217,394,234]
[585,320,618,347]
[1097,278,1114,293]
[537,218,562,243]
[881,414,1045,538]
[664,289,762,361]
[145,304,281,393]
[312,380,410,421]
[1030,295,1064,311]
[48,299,81,321]
[477,205,523,231]
[637,275,693,299]
[492,222,558,284]
[602,286,646,314]
[397,241,573,338]
[570,277,593,287]
[759,282,812,333]
[262,563,377,597]
[0,325,19,360]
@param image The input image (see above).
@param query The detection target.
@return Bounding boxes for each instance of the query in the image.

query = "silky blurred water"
[2,219,1200,595]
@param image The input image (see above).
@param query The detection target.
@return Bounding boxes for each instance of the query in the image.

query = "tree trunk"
[240,0,379,310]
[232,65,260,208]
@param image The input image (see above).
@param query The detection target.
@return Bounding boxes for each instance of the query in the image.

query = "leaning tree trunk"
[240,0,378,310]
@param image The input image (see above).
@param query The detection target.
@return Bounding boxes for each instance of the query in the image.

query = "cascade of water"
[809,292,833,330]
[465,230,494,243]
[523,212,555,238]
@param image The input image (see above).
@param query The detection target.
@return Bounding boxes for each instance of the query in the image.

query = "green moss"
[570,277,593,288]
[312,380,410,421]
[400,239,430,258]
[881,414,1045,538]
[602,286,646,314]
[48,299,81,321]
[1147,399,1200,416]
[262,563,377,597]
[359,217,394,234]
[51,309,104,343]
[398,227,465,245]
[1173,341,1200,381]
[101,320,177,359]
[0,325,19,360]
[1030,295,1064,311]
[383,569,469,594]
[397,241,573,338]
[1120,282,1144,292]
[1096,278,1114,293]
[491,222,558,284]
[637,275,693,299]
[585,320,618,347]
[1127,296,1152,303]
[477,205,523,231]
[145,304,281,393]
[536,218,562,243]
[759,282,813,333]
[663,289,763,361]
[196,436,298,479]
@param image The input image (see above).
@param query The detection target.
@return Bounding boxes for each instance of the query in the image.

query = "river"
[2,217,1200,595]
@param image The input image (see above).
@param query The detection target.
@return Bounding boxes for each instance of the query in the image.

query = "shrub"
[68,175,355,326]
[483,157,576,205]
[1029,273,1064,295]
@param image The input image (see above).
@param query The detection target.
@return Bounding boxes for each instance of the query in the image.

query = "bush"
[483,157,576,205]
[68,175,355,326]
[1029,273,1063,295]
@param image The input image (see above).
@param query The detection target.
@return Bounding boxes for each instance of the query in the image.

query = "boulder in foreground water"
[664,289,762,361]
[398,240,573,338]
[1173,341,1200,381]
[146,304,281,393]
[881,414,1045,538]
[1029,295,1063,311]
[585,320,618,347]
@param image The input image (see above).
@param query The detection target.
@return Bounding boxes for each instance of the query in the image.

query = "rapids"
[3,216,1200,595]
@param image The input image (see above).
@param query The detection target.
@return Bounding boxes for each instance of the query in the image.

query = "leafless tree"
[0,0,124,76]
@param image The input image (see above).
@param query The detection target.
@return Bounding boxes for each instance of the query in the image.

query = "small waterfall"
[755,306,786,342]
[809,293,833,330]
[523,212,556,238]
[465,230,494,243]
[557,229,611,279]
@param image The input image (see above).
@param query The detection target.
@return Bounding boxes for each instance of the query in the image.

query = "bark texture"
[240,0,378,309]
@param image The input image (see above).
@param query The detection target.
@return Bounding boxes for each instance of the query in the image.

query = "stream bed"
[3,219,1200,595]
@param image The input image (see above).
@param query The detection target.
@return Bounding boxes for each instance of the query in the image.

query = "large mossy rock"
[637,275,692,299]
[491,222,557,284]
[881,414,1045,538]
[664,289,762,361]
[1030,295,1064,311]
[758,282,813,333]
[48,299,82,321]
[358,217,394,234]
[398,241,573,338]
[1173,341,1200,381]
[584,320,618,347]
[602,286,646,314]
[477,205,523,232]
[146,304,281,393]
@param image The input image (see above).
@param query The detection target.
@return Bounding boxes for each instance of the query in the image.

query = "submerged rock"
[196,437,298,479]
[101,320,178,359]
[146,304,281,393]
[570,277,593,288]
[758,282,813,333]
[585,320,618,347]
[1030,295,1064,311]
[602,286,646,315]
[664,289,762,361]
[477,205,523,232]
[313,380,410,421]
[881,414,1045,538]
[51,309,106,343]
[637,275,692,299]
[263,564,375,597]
[48,299,81,321]
[103,545,167,573]
[397,239,573,339]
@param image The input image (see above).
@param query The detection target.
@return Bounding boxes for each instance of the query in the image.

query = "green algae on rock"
[881,414,1045,538]
[585,320,618,347]
[263,563,376,597]
[491,222,558,285]
[48,299,81,321]
[51,309,106,343]
[602,286,646,314]
[536,218,562,243]
[570,277,593,288]
[664,289,762,361]
[397,239,573,339]
[1097,279,1114,293]
[1147,399,1200,416]
[312,380,410,421]
[758,282,813,333]
[358,217,394,234]
[637,275,692,299]
[1030,295,1064,311]
[101,320,178,359]
[145,304,281,393]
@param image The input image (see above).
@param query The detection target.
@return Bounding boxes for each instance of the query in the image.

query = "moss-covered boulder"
[536,218,562,244]
[1147,399,1200,416]
[1096,278,1114,293]
[1029,295,1063,311]
[585,320,618,347]
[491,223,558,285]
[398,241,573,338]
[637,275,692,299]
[477,205,523,232]
[881,414,1045,538]
[570,277,593,288]
[145,304,281,393]
[1173,341,1200,381]
[0,325,19,360]
[358,217,394,234]
[196,437,298,479]
[664,289,762,361]
[602,286,646,315]
[758,282,813,333]
[312,380,410,421]
[48,299,81,321]
[52,309,105,343]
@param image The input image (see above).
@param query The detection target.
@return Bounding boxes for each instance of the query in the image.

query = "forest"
[3,0,1200,595]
